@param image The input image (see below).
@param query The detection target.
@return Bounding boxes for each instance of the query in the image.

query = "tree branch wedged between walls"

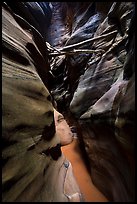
[46,30,117,57]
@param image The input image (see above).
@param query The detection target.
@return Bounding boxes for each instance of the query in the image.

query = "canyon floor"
[62,138,108,202]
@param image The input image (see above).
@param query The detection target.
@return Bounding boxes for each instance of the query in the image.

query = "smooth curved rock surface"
[2,4,83,202]
[70,2,134,118]
[5,2,52,41]
[54,109,74,146]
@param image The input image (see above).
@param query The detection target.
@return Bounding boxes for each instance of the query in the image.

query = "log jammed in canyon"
[2,2,135,202]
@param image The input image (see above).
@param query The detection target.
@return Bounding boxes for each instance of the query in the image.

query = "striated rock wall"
[2,3,83,202]
[70,2,135,201]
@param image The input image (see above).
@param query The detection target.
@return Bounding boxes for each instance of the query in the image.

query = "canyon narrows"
[2,2,135,202]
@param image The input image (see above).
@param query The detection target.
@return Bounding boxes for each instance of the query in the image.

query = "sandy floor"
[61,138,108,202]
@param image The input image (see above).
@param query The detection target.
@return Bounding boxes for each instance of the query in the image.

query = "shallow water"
[62,138,108,202]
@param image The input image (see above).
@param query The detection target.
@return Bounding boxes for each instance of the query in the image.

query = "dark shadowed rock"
[69,2,135,202]
[5,2,52,41]
[78,123,135,202]
[47,2,103,110]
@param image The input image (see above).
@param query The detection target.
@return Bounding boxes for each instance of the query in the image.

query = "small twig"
[104,34,128,56]
[49,48,105,56]
[46,42,62,53]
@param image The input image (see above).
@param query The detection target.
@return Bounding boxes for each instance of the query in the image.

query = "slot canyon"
[2,2,135,202]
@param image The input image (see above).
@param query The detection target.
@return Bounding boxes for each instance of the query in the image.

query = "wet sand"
[61,138,108,202]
